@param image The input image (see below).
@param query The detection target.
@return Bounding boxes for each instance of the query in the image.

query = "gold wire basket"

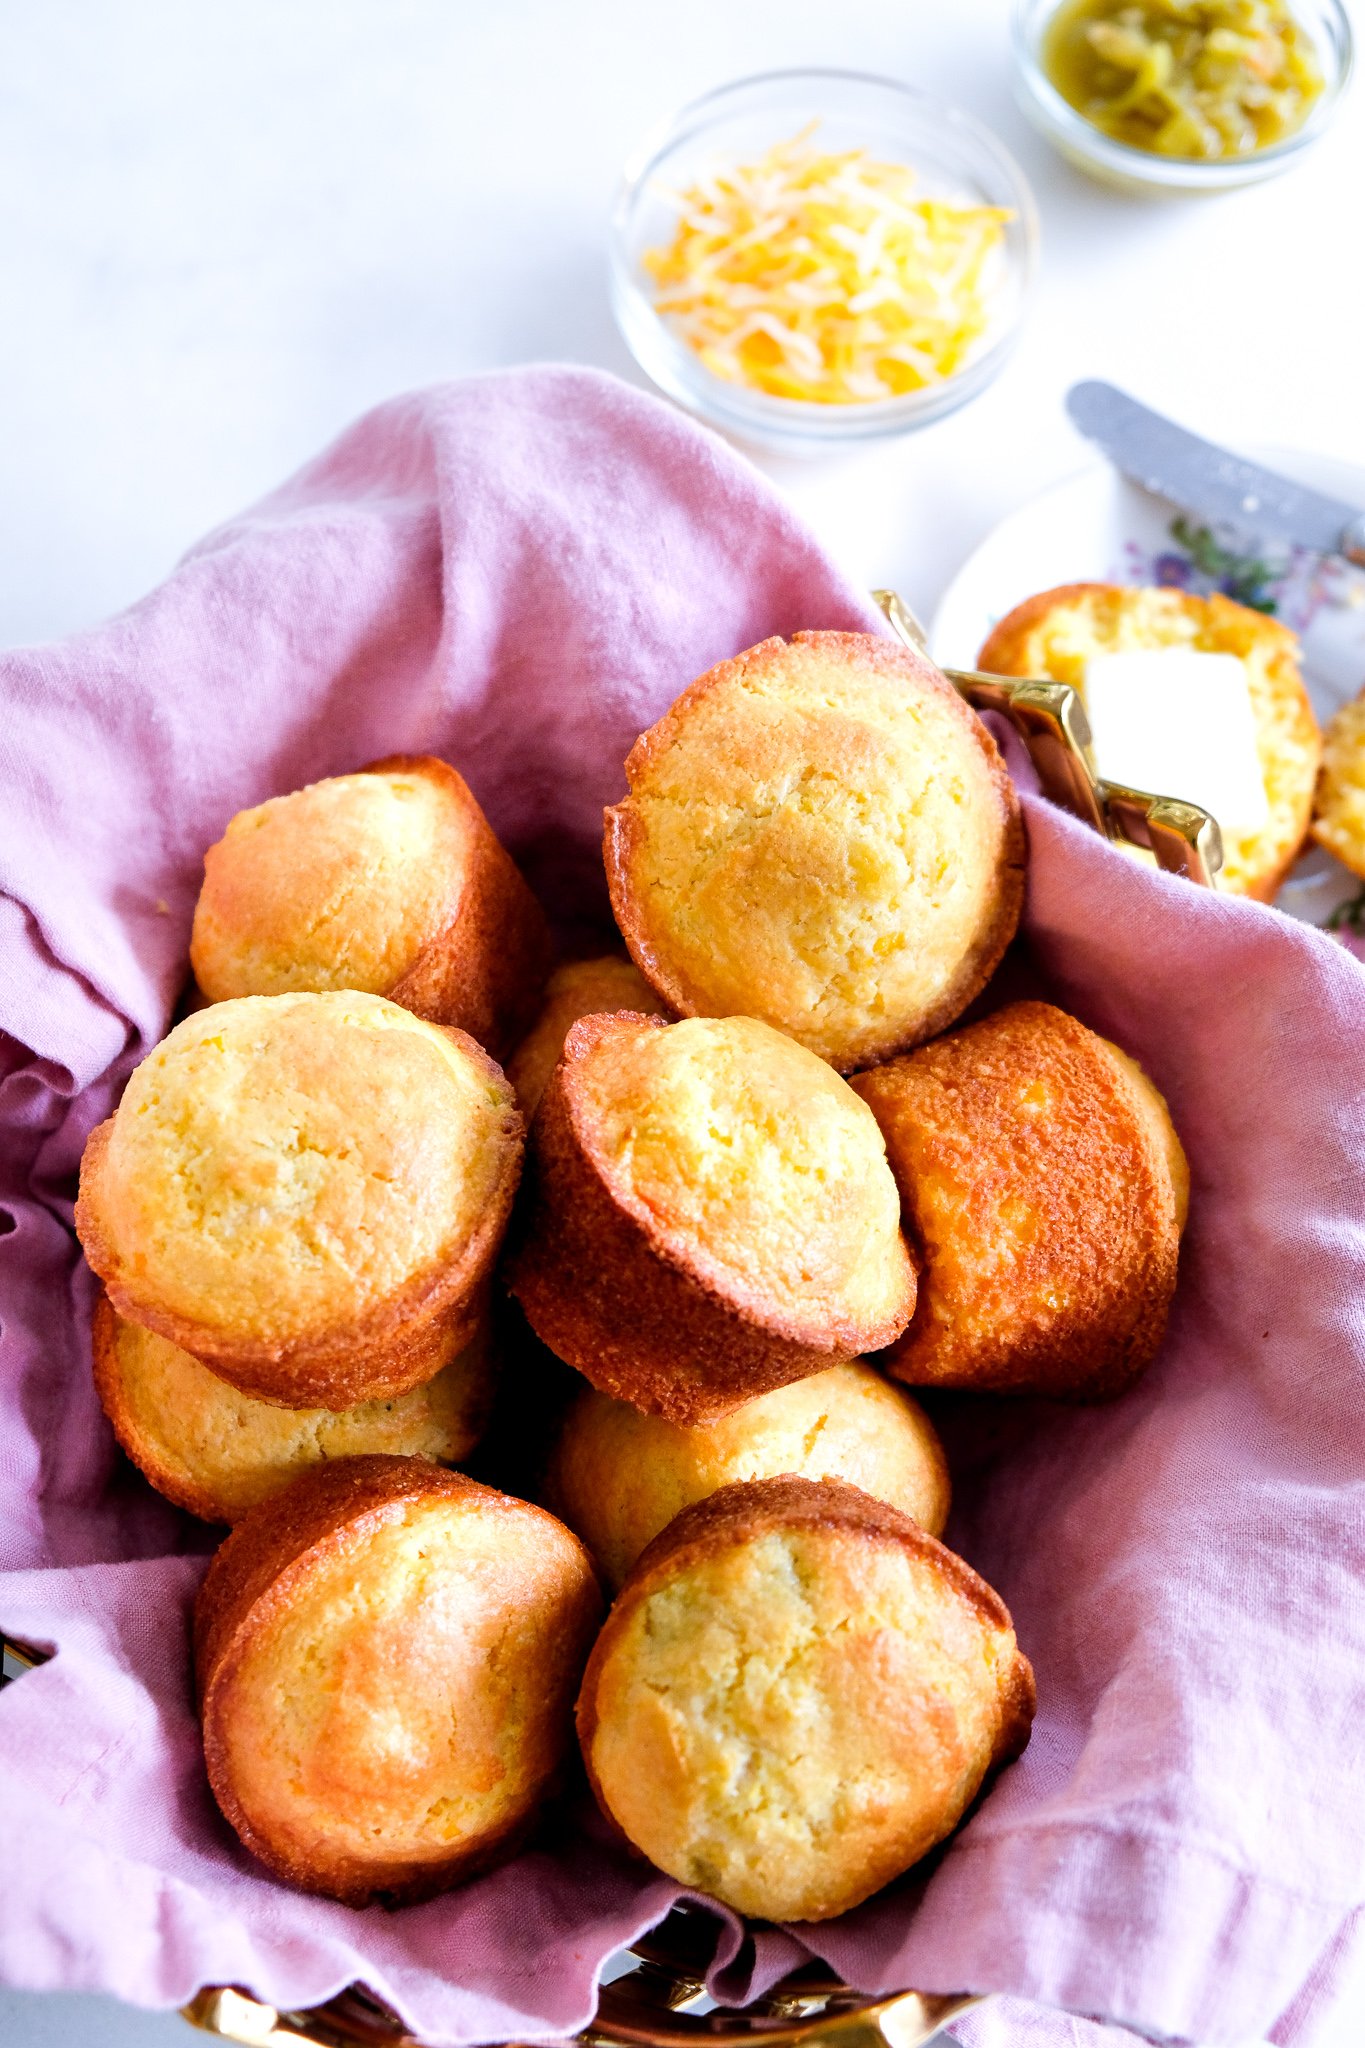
[182,1935,981,2048]
[0,609,1221,2047]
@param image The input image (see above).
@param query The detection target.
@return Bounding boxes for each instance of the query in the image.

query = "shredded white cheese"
[644,125,1013,406]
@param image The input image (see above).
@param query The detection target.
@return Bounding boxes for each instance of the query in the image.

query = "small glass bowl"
[1012,0,1354,196]
[609,69,1039,457]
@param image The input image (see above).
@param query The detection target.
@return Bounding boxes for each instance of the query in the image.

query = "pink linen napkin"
[1,365,1363,2048]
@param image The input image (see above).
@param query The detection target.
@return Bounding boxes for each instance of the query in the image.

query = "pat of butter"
[1084,650,1270,838]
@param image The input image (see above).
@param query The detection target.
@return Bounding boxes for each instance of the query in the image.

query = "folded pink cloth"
[1,367,1362,2048]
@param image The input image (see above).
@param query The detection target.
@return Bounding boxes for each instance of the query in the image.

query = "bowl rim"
[1010,0,1355,189]
[608,66,1041,448]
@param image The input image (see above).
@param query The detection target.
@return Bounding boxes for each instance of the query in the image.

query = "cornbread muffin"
[196,1456,602,1904]
[1311,693,1365,877]
[604,632,1024,1071]
[546,1365,950,1590]
[76,992,522,1410]
[92,1291,495,1524]
[507,954,662,1118]
[190,756,551,1056]
[577,1475,1034,1922]
[977,584,1320,900]
[852,1000,1188,1401]
[507,1012,915,1425]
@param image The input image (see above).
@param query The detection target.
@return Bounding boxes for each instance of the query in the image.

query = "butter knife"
[1067,380,1365,568]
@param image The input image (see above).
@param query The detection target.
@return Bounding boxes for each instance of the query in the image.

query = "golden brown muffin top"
[853,999,1186,1398]
[191,762,478,1002]
[92,1294,492,1524]
[507,955,662,1118]
[547,1364,950,1590]
[571,1012,914,1348]
[578,1475,1033,1922]
[977,582,1319,902]
[605,632,1024,1071]
[197,1457,602,1902]
[77,992,521,1351]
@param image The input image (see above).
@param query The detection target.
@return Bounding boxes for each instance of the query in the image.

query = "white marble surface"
[1,0,1360,2040]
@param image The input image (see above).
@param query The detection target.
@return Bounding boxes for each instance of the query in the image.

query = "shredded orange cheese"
[643,126,1013,406]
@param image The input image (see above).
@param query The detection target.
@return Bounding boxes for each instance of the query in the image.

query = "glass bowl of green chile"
[1012,0,1353,193]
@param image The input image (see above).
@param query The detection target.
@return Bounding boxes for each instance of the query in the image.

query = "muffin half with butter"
[196,1456,602,1904]
[92,1291,495,1524]
[605,632,1024,1071]
[190,756,551,1056]
[76,992,522,1409]
[978,583,1319,899]
[507,1011,915,1425]
[577,1475,1034,1922]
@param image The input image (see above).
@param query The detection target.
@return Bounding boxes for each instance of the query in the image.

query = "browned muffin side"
[852,999,1188,1399]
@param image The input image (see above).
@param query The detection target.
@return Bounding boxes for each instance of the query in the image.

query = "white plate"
[930,448,1365,925]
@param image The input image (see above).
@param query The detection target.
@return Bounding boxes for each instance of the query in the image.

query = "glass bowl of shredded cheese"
[1013,0,1353,193]
[610,70,1039,454]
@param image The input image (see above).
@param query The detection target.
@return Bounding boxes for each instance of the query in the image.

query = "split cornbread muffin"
[507,1011,915,1424]
[75,991,522,1409]
[195,1456,602,1904]
[190,756,551,1056]
[577,1475,1034,1922]
[852,1000,1189,1400]
[92,1292,495,1524]
[546,1364,950,1590]
[604,631,1025,1071]
[507,953,662,1117]
[1311,693,1365,877]
[977,583,1320,901]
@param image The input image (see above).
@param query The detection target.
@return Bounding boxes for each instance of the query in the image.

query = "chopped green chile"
[1042,0,1324,158]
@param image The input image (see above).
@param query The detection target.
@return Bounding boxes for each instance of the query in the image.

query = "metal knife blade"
[1067,381,1365,567]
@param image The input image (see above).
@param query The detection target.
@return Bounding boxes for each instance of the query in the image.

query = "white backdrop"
[2,0,1363,657]
[1,0,1361,2040]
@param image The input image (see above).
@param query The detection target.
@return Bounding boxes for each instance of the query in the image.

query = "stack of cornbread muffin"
[75,632,1189,1923]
